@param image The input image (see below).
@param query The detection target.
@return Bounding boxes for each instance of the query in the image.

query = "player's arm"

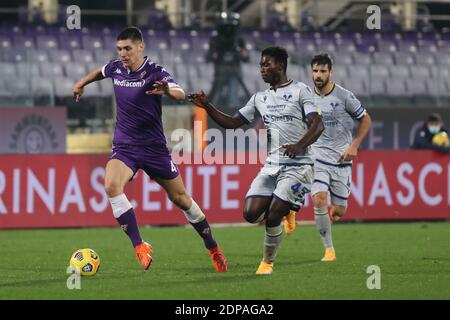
[189,91,245,129]
[283,112,324,158]
[341,112,372,161]
[73,67,105,102]
[146,80,186,101]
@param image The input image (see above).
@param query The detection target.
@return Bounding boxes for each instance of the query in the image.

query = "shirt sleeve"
[299,84,319,116]
[154,66,179,88]
[237,94,257,124]
[345,91,366,120]
[101,61,115,78]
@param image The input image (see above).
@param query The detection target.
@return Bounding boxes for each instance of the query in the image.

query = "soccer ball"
[432,132,449,147]
[69,248,101,276]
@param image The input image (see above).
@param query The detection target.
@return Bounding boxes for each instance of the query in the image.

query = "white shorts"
[311,159,352,206]
[245,164,313,211]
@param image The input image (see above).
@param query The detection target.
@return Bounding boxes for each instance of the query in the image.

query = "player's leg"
[329,204,347,222]
[104,159,153,269]
[256,166,311,275]
[313,191,335,261]
[311,165,335,261]
[243,171,276,224]
[243,197,272,224]
[328,165,351,222]
[256,197,291,275]
[155,175,228,272]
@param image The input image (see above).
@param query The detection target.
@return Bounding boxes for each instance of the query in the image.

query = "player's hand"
[146,80,170,95]
[340,144,358,161]
[188,91,210,109]
[282,143,304,159]
[72,84,84,102]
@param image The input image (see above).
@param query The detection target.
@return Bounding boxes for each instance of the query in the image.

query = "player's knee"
[170,191,190,210]
[104,181,122,197]
[313,193,327,208]
[243,208,261,224]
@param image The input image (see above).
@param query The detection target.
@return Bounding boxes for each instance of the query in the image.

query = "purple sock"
[190,218,217,249]
[116,208,143,248]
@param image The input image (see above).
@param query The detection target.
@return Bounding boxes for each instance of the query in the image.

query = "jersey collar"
[126,56,148,74]
[314,82,335,96]
[270,79,293,91]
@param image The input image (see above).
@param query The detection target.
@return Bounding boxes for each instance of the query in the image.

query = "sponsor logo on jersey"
[114,68,122,74]
[263,114,295,124]
[113,78,145,88]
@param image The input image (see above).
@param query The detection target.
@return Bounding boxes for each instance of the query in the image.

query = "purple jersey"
[102,57,179,147]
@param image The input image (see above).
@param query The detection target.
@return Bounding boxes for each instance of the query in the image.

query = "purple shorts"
[110,144,179,180]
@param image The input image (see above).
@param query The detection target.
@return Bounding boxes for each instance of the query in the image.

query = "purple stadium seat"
[32,77,53,96]
[82,35,105,50]
[369,65,389,78]
[48,50,72,63]
[414,52,436,66]
[16,62,40,77]
[367,77,386,96]
[397,41,417,53]
[59,34,82,50]
[372,52,394,65]
[352,52,372,65]
[345,78,367,97]
[7,77,30,96]
[13,35,35,49]
[347,64,369,80]
[377,39,397,52]
[393,52,415,65]
[410,65,431,78]
[0,63,16,77]
[39,62,64,77]
[30,50,50,62]
[333,54,353,65]
[389,65,411,78]
[406,78,429,96]
[64,64,87,80]
[385,79,409,96]
[72,49,95,63]
[36,35,59,50]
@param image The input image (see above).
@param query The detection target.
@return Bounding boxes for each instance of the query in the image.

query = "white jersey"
[311,83,367,165]
[238,80,318,166]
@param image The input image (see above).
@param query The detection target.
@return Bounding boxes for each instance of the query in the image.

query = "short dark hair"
[117,26,143,43]
[427,113,442,123]
[311,53,333,70]
[261,46,288,73]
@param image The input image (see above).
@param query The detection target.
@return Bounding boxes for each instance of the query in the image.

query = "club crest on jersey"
[330,102,339,108]
[263,96,267,102]
[283,93,293,101]
[140,71,147,78]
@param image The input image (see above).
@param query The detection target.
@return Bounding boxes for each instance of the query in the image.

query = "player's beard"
[314,76,329,89]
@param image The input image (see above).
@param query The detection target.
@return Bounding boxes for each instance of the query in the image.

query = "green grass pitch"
[0,222,449,300]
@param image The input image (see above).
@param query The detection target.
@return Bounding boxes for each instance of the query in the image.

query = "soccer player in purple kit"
[72,26,227,272]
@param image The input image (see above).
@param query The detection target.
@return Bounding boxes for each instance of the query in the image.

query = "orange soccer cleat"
[283,210,297,235]
[208,246,228,272]
[134,241,153,270]
[255,261,273,275]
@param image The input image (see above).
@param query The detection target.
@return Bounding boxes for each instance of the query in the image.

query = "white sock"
[314,207,334,249]
[183,199,205,223]
[263,224,284,263]
[109,194,132,218]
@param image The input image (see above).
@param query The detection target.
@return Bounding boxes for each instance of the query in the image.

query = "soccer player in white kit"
[306,53,372,261]
[190,46,324,274]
